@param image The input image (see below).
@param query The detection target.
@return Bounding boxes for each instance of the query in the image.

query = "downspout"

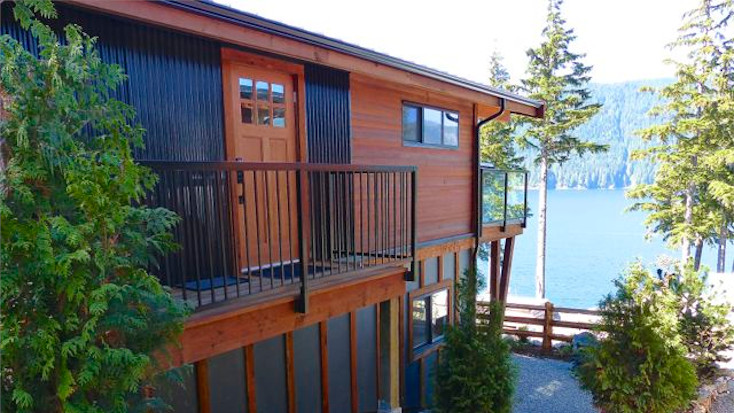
[474,98,506,258]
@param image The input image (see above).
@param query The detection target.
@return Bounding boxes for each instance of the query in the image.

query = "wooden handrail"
[478,300,601,351]
[139,160,418,173]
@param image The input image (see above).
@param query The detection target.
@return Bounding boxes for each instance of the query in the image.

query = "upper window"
[238,77,287,128]
[412,288,449,350]
[402,103,459,148]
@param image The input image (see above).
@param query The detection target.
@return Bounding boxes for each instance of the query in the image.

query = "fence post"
[542,301,554,352]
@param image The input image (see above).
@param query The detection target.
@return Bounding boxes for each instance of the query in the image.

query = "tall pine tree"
[629,0,734,271]
[519,0,604,298]
[480,51,522,169]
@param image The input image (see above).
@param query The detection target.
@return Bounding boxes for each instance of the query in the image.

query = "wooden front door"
[224,60,299,274]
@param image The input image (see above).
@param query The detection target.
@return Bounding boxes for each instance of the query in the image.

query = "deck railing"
[141,161,417,311]
[480,166,528,228]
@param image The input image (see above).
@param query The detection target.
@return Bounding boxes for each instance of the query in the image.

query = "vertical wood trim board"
[245,345,257,413]
[398,295,405,403]
[453,251,460,322]
[437,255,444,282]
[195,360,211,413]
[349,311,359,413]
[319,322,330,413]
[419,260,426,288]
[375,303,381,403]
[285,332,296,413]
[490,241,501,300]
[500,236,516,304]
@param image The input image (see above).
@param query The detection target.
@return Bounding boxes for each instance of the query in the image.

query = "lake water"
[487,189,719,308]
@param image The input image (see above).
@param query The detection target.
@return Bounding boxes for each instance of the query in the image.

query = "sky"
[216,0,696,85]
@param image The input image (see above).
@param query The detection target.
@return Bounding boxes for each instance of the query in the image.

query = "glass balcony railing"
[480,166,528,227]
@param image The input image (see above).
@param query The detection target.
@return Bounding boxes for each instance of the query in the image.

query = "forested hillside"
[522,79,671,189]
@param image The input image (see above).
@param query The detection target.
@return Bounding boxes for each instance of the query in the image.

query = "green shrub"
[666,264,734,379]
[1,1,187,411]
[577,263,698,413]
[434,266,516,413]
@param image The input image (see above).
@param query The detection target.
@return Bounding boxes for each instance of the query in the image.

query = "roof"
[159,0,544,112]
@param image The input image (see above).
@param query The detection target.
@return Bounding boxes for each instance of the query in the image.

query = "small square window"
[412,298,428,348]
[272,83,285,104]
[402,103,458,148]
[256,81,269,101]
[402,105,420,142]
[443,112,459,146]
[257,105,270,126]
[239,78,253,100]
[273,107,286,128]
[412,288,450,353]
[241,103,253,124]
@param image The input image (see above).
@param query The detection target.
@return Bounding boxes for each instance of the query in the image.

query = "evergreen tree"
[629,0,734,271]
[0,1,187,411]
[480,51,522,170]
[518,0,605,298]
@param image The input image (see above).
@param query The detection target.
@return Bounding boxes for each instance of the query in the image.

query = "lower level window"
[412,289,449,349]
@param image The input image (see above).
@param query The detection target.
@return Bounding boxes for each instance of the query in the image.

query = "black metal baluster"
[367,172,372,269]
[286,170,296,283]
[201,171,217,303]
[359,172,365,269]
[275,170,285,286]
[252,170,264,293]
[184,170,203,306]
[295,168,308,313]
[172,170,188,303]
[263,171,275,289]
[240,168,253,295]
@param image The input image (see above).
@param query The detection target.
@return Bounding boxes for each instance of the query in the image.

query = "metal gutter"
[474,98,507,256]
[157,0,543,113]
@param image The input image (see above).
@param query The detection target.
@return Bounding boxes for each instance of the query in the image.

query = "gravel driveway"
[512,354,598,413]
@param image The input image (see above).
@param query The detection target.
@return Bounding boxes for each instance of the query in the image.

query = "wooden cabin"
[2,1,543,411]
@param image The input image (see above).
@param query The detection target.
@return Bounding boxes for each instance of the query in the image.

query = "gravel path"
[512,354,599,413]
[711,390,734,413]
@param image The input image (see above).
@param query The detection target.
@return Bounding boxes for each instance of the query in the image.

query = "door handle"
[235,157,244,184]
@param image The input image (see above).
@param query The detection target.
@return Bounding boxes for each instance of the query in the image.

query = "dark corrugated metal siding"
[1,2,225,161]
[305,64,352,163]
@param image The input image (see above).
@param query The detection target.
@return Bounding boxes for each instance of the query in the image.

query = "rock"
[572,332,599,351]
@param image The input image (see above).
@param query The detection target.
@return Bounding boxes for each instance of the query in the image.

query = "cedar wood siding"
[351,73,475,244]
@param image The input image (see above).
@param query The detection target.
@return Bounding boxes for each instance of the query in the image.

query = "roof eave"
[158,0,544,118]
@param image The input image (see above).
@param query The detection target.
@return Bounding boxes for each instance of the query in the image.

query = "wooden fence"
[477,300,601,351]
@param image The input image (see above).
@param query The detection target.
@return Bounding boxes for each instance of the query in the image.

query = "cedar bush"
[434,266,516,413]
[0,1,187,411]
[667,264,734,379]
[577,263,698,413]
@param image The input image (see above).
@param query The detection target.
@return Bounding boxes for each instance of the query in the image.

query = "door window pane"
[273,107,286,128]
[272,83,285,104]
[239,78,253,100]
[412,298,428,348]
[443,112,459,147]
[241,104,253,124]
[422,108,442,145]
[431,290,449,339]
[256,81,269,101]
[402,105,420,142]
[257,105,270,125]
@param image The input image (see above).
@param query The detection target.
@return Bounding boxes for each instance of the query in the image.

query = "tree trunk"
[535,154,548,299]
[681,153,699,264]
[694,238,703,271]
[718,221,727,272]
[682,177,695,263]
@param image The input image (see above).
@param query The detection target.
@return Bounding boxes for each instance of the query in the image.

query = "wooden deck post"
[542,301,554,352]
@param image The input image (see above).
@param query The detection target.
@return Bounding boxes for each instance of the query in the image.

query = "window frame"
[401,101,460,149]
[408,280,454,360]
